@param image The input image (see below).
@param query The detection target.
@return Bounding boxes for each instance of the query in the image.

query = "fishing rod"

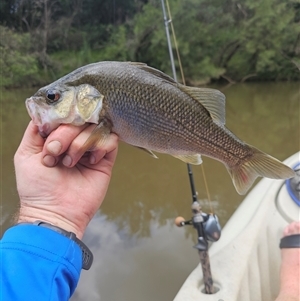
[160,0,221,294]
[161,0,197,204]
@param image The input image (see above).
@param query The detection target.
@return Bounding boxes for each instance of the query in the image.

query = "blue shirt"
[0,224,82,301]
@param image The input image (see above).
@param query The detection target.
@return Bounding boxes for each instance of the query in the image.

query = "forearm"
[278,249,300,298]
[275,295,299,301]
[0,224,82,301]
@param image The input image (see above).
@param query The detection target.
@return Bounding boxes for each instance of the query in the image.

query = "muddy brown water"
[1,82,299,301]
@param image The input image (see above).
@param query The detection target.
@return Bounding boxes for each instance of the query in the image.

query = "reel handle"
[175,216,192,227]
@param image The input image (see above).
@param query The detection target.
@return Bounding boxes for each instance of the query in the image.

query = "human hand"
[15,121,118,239]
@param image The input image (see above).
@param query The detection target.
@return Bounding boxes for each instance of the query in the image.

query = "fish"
[25,61,295,194]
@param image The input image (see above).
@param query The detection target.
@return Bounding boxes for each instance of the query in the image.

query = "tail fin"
[227,146,295,195]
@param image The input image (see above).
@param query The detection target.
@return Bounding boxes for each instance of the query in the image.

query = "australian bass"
[26,61,295,194]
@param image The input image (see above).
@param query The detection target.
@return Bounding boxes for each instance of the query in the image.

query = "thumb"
[16,121,45,157]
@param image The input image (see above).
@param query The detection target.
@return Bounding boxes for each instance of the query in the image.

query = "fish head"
[26,83,104,137]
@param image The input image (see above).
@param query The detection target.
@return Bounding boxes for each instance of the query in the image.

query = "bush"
[0,26,39,88]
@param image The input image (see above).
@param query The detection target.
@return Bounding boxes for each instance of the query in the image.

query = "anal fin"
[173,154,202,165]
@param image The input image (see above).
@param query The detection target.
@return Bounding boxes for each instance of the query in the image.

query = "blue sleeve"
[0,224,82,301]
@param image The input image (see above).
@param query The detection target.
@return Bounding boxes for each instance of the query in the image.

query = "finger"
[77,137,118,178]
[88,133,119,165]
[61,125,100,167]
[15,121,45,160]
[42,124,92,166]
[43,124,91,156]
[63,130,118,168]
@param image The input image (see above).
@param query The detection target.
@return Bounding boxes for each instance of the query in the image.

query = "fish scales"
[75,64,245,162]
[71,65,242,161]
[103,65,248,164]
[25,61,295,194]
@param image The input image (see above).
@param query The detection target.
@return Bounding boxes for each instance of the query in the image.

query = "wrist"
[17,205,86,239]
[13,220,93,270]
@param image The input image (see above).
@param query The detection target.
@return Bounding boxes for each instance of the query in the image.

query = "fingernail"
[62,155,72,167]
[90,154,96,164]
[47,141,62,155]
[43,155,56,167]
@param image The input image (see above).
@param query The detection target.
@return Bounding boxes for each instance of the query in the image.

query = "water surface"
[1,82,299,301]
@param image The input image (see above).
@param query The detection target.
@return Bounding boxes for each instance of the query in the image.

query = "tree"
[227,0,300,80]
[0,0,299,87]
[0,26,39,87]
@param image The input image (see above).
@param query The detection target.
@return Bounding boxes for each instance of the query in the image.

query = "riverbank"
[2,47,300,90]
[1,0,299,89]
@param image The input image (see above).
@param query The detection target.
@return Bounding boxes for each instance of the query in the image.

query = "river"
[1,82,299,301]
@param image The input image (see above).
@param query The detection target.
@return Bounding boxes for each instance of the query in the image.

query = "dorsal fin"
[128,62,177,85]
[179,85,226,125]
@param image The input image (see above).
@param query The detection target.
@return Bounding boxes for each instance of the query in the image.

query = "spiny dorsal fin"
[128,62,177,85]
[179,85,226,125]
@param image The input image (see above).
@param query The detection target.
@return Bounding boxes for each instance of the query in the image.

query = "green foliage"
[0,26,39,87]
[1,0,299,88]
[129,1,172,72]
[97,25,133,61]
[170,0,233,82]
[228,0,300,80]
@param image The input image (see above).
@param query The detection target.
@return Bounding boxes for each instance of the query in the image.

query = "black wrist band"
[18,220,93,270]
[280,234,300,249]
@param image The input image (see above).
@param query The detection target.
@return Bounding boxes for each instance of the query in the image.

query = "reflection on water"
[1,82,299,301]
[73,214,196,301]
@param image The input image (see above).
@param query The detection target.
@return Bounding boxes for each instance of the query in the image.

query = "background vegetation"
[1,0,299,88]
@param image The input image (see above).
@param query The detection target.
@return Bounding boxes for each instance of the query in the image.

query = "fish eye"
[46,90,60,104]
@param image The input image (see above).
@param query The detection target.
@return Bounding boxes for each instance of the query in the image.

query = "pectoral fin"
[173,154,202,165]
[80,119,112,153]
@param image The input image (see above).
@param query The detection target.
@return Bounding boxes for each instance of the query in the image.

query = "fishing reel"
[175,201,221,251]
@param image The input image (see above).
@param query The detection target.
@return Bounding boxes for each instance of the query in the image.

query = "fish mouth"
[25,97,60,137]
[38,123,51,138]
[26,97,41,125]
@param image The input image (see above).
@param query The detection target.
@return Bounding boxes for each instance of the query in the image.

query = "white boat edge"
[174,151,300,301]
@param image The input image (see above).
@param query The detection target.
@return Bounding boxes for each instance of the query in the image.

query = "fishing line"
[165,0,214,213]
[161,0,198,204]
[165,0,185,85]
[162,3,220,294]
